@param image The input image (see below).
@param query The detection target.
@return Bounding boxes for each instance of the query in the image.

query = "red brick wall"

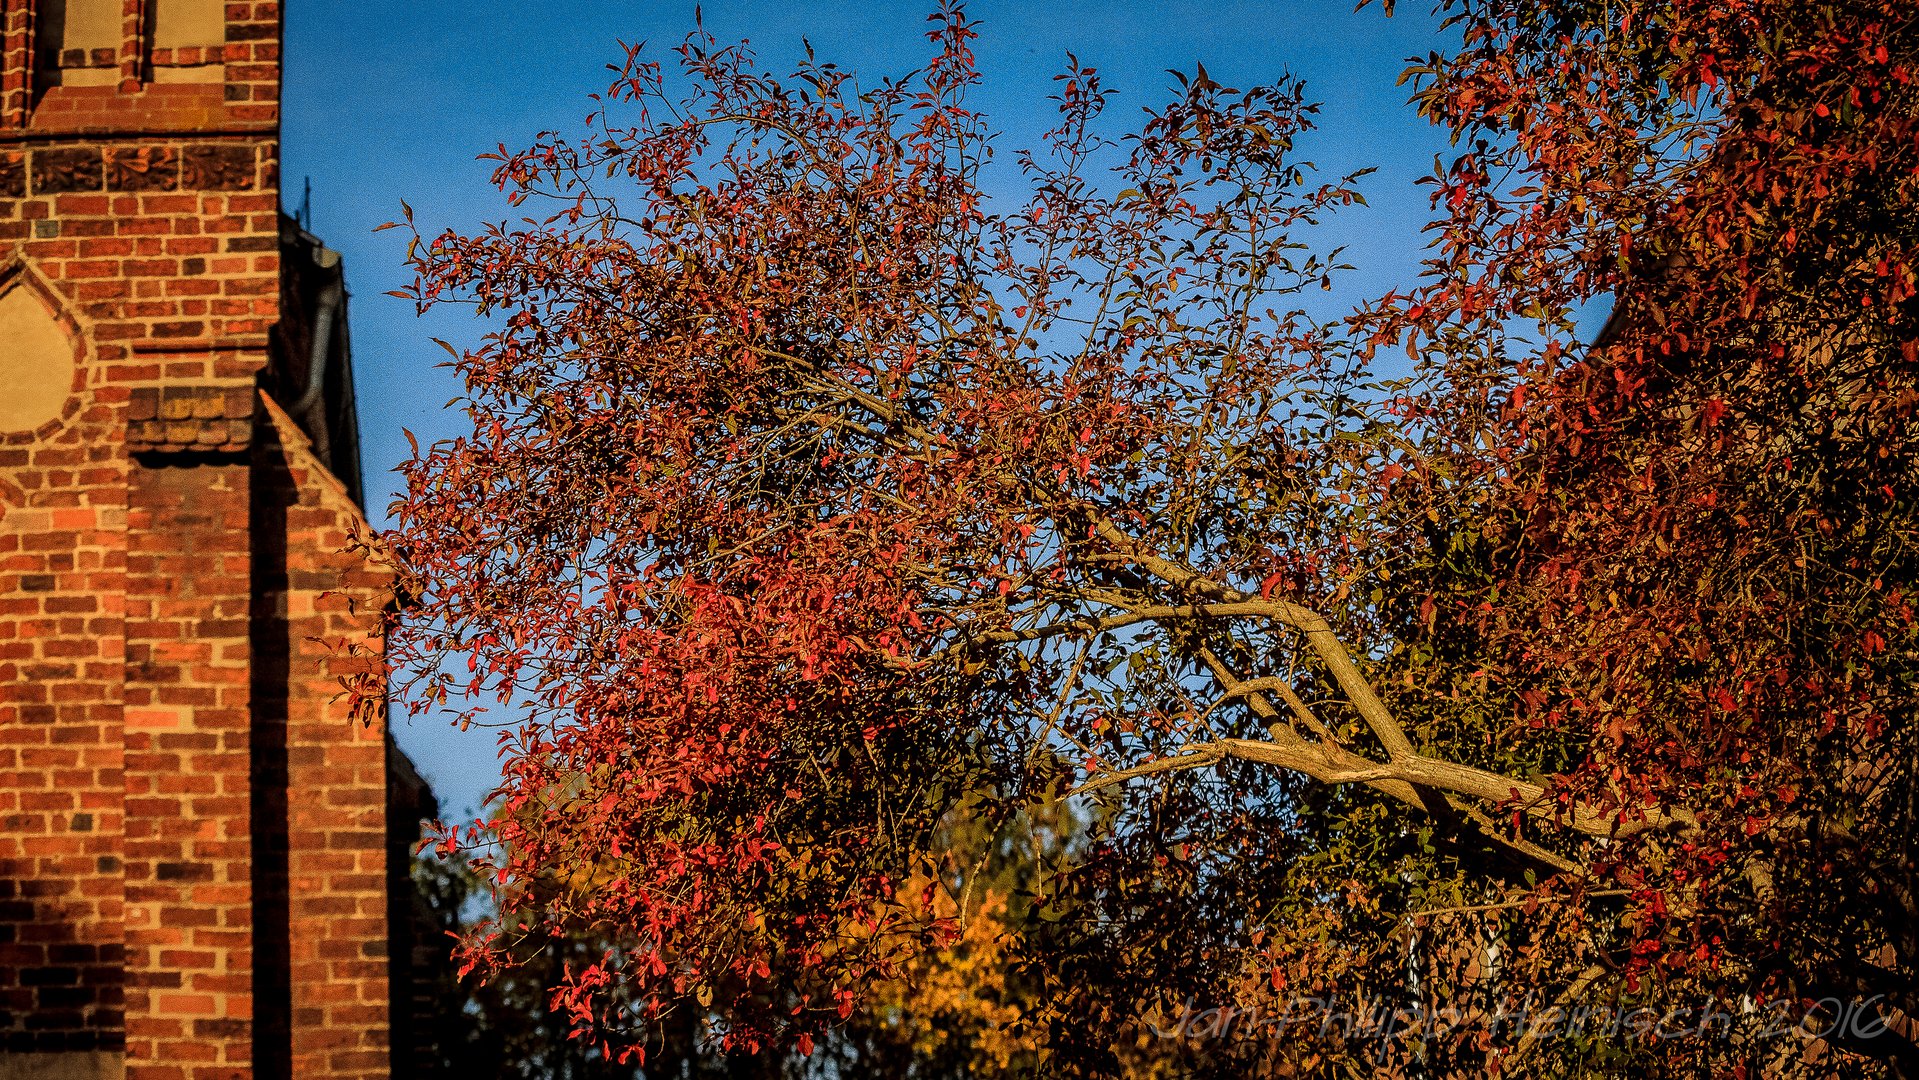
[1,3,423,1077]
[0,257,129,1071]
[257,397,398,1079]
[123,452,257,1076]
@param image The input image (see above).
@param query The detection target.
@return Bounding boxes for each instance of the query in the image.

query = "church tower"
[1,4,439,1078]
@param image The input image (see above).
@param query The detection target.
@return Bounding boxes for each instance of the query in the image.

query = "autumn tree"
[413,797,1172,1077]
[374,1,1919,1075]
[1352,0,1919,1074]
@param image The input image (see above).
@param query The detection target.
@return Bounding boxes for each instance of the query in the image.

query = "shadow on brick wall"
[248,441,293,1080]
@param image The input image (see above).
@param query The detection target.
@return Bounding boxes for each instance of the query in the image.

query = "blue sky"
[281,0,1460,818]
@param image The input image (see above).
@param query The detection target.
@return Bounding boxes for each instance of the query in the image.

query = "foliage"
[411,849,672,1079]
[374,1,1919,1075]
[415,802,1192,1077]
[1362,0,1919,1074]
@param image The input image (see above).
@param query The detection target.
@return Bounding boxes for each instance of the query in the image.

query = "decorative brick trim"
[0,147,22,193]
[124,384,254,451]
[118,0,147,91]
[179,143,253,189]
[104,144,178,191]
[0,0,34,127]
[28,144,102,191]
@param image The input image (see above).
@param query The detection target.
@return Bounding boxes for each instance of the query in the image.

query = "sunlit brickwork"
[1,3,439,1078]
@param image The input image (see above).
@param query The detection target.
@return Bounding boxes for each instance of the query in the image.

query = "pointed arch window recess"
[0,270,80,436]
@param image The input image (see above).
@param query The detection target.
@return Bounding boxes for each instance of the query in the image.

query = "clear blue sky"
[281,0,1459,818]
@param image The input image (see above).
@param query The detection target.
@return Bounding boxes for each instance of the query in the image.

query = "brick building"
[0,2,441,1078]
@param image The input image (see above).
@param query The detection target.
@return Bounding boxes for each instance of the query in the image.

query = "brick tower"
[0,3,438,1079]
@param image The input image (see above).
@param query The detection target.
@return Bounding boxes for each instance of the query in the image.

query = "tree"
[1361,0,1919,1073]
[414,798,1189,1077]
[371,1,1919,1075]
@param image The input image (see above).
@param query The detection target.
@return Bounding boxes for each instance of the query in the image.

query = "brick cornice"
[0,124,275,144]
[125,383,255,452]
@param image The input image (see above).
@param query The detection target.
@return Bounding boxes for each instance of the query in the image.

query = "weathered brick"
[31,148,104,194]
[2,4,440,1077]
[0,151,25,198]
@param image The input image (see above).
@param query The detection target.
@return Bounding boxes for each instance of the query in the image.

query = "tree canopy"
[372,1,1919,1075]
